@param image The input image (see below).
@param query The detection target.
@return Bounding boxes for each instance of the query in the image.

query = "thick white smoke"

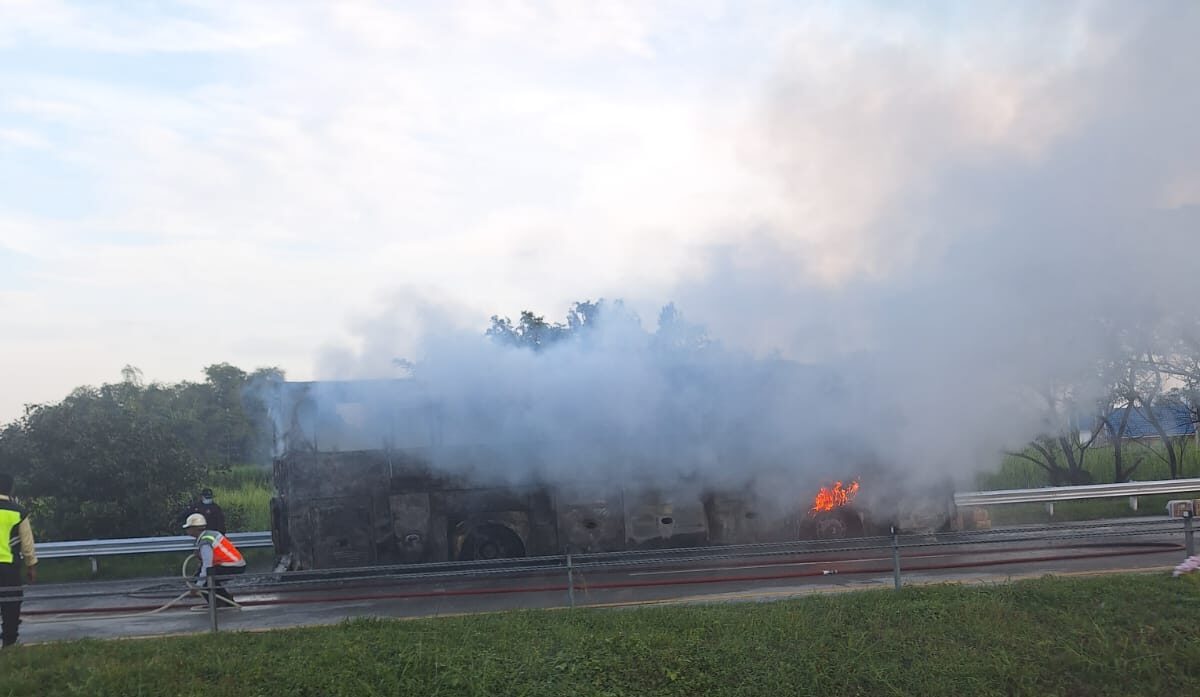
[290,2,1199,503]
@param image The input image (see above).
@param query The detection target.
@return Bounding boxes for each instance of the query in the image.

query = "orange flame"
[810,480,860,516]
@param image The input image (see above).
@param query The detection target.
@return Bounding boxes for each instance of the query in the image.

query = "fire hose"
[27,554,240,623]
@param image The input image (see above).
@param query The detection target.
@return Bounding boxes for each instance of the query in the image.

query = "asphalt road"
[20,518,1193,644]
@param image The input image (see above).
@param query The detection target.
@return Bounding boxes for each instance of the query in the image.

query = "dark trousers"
[197,565,245,605]
[0,562,23,647]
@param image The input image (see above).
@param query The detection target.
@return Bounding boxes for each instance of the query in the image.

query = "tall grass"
[977,441,1200,490]
[211,483,272,532]
[208,463,271,489]
[202,463,273,532]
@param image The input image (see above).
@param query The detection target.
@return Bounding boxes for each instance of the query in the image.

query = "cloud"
[0,0,298,53]
[1,2,773,422]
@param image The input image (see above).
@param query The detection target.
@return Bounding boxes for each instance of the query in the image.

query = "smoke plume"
[277,2,1199,504]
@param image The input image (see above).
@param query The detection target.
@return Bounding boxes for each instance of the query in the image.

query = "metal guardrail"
[37,531,274,560]
[34,478,1200,560]
[955,478,1200,507]
[21,517,1196,638]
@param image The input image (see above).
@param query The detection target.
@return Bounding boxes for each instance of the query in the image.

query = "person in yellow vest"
[182,513,245,608]
[0,473,37,648]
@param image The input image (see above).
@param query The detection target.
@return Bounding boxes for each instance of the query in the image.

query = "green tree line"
[0,364,281,541]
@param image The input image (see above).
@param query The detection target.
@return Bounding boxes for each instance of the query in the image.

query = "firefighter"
[180,488,227,534]
[182,513,245,608]
[0,473,37,647]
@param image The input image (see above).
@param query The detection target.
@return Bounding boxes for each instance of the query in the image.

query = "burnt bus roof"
[265,379,436,456]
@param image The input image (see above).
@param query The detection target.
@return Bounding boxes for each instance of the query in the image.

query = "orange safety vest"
[197,530,245,566]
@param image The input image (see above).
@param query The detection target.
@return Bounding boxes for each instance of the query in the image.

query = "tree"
[1125,353,1189,479]
[0,363,284,540]
[1101,396,1143,482]
[1097,355,1145,483]
[0,382,205,540]
[486,301,609,350]
[149,363,282,471]
[1008,383,1100,486]
[654,303,711,352]
[1086,322,1200,481]
[1171,386,1200,448]
[486,311,565,350]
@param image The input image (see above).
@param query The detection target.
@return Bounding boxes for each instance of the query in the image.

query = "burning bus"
[263,379,981,571]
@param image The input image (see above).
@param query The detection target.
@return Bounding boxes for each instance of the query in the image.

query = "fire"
[810,480,860,515]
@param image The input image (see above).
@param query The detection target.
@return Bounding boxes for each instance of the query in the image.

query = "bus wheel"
[812,510,864,540]
[460,524,526,561]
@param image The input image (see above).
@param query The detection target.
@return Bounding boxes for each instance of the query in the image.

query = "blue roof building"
[1102,403,1196,439]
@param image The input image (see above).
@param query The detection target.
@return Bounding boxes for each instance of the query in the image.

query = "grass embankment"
[6,574,1200,697]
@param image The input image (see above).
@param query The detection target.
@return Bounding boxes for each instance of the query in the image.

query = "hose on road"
[27,554,240,623]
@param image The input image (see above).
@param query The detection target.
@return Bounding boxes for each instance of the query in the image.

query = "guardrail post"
[207,574,219,633]
[1185,512,1196,558]
[891,526,902,591]
[89,556,99,577]
[566,549,575,609]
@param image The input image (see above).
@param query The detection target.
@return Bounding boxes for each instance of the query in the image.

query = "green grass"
[209,463,272,490]
[4,573,1199,696]
[210,482,272,532]
[207,464,273,533]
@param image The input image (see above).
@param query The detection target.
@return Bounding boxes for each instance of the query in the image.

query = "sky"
[1,0,1197,430]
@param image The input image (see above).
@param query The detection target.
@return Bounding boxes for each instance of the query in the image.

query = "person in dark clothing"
[0,473,37,648]
[180,488,227,534]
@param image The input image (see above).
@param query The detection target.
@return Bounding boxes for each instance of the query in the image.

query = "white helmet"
[182,513,207,529]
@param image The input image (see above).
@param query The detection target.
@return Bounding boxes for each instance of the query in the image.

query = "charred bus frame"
[265,380,973,571]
